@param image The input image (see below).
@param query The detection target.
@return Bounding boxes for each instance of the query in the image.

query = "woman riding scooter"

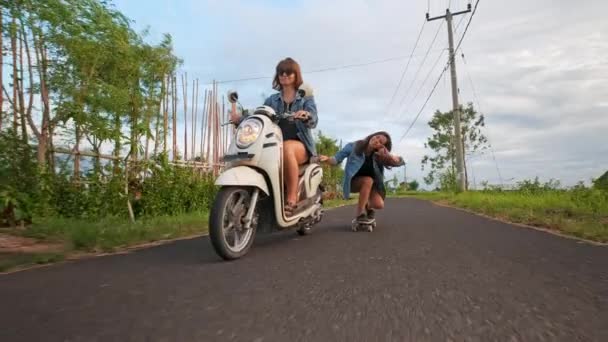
[230,57,318,216]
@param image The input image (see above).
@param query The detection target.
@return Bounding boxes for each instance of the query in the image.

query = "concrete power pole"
[427,4,471,192]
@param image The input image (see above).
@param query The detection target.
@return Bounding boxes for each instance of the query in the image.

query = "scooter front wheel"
[209,187,258,260]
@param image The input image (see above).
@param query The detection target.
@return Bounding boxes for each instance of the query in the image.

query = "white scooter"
[208,87,324,260]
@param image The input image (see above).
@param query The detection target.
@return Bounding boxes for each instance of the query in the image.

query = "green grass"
[0,195,361,272]
[24,211,210,252]
[394,190,608,242]
[0,252,65,273]
[10,197,354,256]
[2,212,210,273]
[324,196,358,209]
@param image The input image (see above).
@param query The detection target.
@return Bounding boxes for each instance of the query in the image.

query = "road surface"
[1,198,607,341]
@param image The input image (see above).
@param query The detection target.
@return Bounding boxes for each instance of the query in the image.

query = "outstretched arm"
[375,147,405,168]
[319,142,353,166]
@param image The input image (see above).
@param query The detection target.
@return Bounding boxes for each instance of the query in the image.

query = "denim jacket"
[263,92,318,157]
[333,142,405,199]
[238,91,318,157]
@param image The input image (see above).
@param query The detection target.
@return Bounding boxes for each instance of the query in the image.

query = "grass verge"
[24,211,210,252]
[2,197,358,273]
[0,212,210,273]
[394,190,608,243]
[0,252,65,273]
[324,197,358,209]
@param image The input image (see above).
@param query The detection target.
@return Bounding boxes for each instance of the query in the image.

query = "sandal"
[285,201,297,215]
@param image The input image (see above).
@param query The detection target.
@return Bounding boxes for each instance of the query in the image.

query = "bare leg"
[283,140,308,207]
[351,176,373,216]
[368,190,384,210]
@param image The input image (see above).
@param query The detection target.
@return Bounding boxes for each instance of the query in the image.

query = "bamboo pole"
[11,16,18,132]
[205,89,212,164]
[125,159,135,223]
[204,89,211,163]
[0,3,3,130]
[212,82,217,171]
[192,78,198,160]
[182,73,188,161]
[172,75,177,161]
[155,74,167,156]
[18,24,27,141]
[214,82,220,175]
[222,96,227,156]
[163,74,169,153]
[200,90,207,161]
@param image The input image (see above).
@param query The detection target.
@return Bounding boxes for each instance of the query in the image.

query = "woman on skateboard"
[318,132,405,229]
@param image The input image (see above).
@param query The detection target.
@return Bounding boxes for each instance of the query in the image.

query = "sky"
[112,0,608,188]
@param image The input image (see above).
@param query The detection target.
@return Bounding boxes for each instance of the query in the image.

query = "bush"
[0,132,218,225]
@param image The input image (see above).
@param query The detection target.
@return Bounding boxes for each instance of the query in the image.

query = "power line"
[398,0,480,142]
[454,0,480,54]
[460,50,504,186]
[384,19,427,115]
[399,47,447,122]
[393,19,445,115]
[454,11,467,34]
[204,51,442,86]
[399,62,449,141]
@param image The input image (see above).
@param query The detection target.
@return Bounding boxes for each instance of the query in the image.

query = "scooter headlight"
[236,118,263,148]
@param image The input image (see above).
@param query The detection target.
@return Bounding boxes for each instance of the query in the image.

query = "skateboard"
[351,217,376,232]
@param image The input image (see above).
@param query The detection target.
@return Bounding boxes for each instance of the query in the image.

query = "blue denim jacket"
[333,142,404,199]
[263,92,318,157]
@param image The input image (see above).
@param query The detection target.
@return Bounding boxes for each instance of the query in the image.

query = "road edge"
[413,198,608,247]
[0,204,353,275]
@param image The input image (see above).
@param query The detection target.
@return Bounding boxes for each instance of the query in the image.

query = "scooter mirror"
[227,90,239,103]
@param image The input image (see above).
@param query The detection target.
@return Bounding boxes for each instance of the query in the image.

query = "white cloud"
[113,0,608,187]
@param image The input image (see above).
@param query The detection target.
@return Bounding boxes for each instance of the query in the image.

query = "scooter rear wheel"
[209,187,258,260]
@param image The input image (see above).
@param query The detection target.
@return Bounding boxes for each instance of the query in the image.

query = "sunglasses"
[278,69,295,76]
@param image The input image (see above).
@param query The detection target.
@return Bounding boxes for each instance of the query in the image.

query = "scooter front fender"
[215,166,269,196]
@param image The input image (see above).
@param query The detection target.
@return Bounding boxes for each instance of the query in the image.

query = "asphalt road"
[1,198,607,342]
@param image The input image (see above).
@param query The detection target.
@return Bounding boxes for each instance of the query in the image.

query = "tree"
[594,171,608,191]
[407,180,419,191]
[421,102,488,190]
[1,0,182,224]
[315,131,344,196]
[391,174,399,188]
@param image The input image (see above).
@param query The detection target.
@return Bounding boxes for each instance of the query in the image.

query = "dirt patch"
[0,234,65,254]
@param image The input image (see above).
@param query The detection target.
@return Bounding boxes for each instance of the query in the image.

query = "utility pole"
[427,4,471,192]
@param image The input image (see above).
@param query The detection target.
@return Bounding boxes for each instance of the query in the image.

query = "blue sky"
[112,0,608,188]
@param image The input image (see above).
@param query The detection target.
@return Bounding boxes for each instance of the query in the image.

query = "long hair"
[272,57,304,91]
[354,131,393,155]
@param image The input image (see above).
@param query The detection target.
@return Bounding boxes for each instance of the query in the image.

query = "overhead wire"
[384,19,428,115]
